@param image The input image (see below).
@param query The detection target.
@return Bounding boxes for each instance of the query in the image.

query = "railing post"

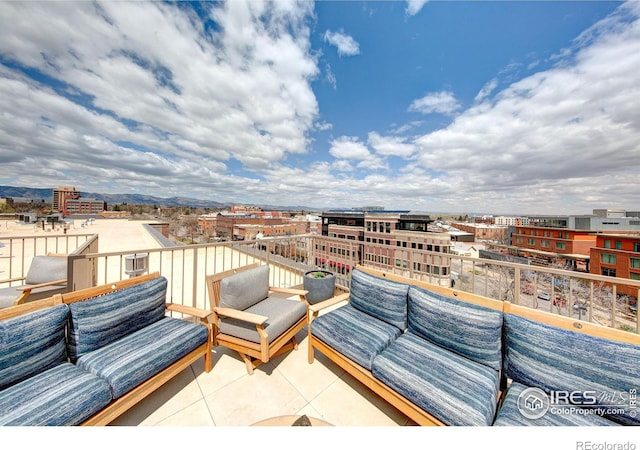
[192,247,198,308]
[514,265,521,305]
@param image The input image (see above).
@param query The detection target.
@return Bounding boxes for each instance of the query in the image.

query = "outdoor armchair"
[206,263,308,374]
[0,254,68,308]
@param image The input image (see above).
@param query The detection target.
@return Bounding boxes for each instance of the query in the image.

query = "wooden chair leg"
[239,353,256,375]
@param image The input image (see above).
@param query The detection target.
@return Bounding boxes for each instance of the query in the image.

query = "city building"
[450,222,508,243]
[527,209,640,231]
[317,210,452,285]
[509,225,595,270]
[52,186,80,213]
[494,216,531,226]
[215,213,286,240]
[590,233,640,297]
[64,198,107,215]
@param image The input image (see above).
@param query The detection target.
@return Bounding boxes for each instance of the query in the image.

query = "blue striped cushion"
[76,317,209,399]
[312,303,402,370]
[493,382,620,426]
[0,304,69,391]
[67,276,168,362]
[0,362,111,426]
[349,269,409,330]
[504,313,640,425]
[372,331,501,426]
[408,286,503,370]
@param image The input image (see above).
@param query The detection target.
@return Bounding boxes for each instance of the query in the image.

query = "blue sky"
[1,1,638,214]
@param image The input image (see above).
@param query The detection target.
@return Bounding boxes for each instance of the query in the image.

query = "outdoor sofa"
[0,272,212,426]
[308,266,640,426]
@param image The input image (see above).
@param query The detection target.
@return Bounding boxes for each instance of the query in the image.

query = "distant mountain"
[0,185,229,208]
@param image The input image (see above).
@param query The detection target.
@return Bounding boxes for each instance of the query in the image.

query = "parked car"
[537,292,551,301]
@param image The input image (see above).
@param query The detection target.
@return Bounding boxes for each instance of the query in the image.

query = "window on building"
[615,241,622,250]
[365,221,371,232]
[541,240,550,248]
[604,239,611,249]
[516,237,523,244]
[601,253,616,264]
[528,238,535,245]
[556,242,566,250]
[385,222,391,233]
[631,258,640,269]
[601,267,616,277]
[634,242,640,252]
[631,272,640,281]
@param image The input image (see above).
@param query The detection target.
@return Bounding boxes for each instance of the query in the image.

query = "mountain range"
[0,185,229,209]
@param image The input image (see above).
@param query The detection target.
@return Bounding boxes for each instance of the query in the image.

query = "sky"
[0,1,639,215]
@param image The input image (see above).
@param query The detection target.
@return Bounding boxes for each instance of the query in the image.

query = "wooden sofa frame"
[308,265,504,426]
[0,272,213,426]
[310,265,640,426]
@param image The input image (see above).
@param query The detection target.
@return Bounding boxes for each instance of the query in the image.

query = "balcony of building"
[1,218,639,437]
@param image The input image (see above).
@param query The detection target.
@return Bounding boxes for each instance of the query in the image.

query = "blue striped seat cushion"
[0,362,111,426]
[504,313,640,425]
[372,331,501,426]
[67,276,168,362]
[312,303,402,371]
[219,296,307,344]
[349,269,409,330]
[408,286,503,370]
[76,317,209,399]
[0,304,69,391]
[493,382,620,426]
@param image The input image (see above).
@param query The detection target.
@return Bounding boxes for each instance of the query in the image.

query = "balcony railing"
[2,233,638,333]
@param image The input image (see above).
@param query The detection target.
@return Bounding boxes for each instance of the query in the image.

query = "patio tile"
[203,366,308,426]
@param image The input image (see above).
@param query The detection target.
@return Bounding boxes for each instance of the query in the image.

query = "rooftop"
[1,218,637,447]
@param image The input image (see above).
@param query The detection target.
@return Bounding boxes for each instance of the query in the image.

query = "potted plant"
[303,269,336,304]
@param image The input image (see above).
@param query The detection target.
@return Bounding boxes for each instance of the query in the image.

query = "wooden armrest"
[166,303,213,320]
[309,292,350,314]
[15,279,67,292]
[214,307,268,325]
[269,286,309,297]
[0,276,26,285]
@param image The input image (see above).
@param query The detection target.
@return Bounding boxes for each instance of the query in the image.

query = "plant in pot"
[303,269,336,304]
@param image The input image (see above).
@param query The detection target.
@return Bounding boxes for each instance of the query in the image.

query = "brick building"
[590,234,640,297]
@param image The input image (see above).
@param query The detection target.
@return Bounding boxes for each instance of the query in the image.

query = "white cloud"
[329,136,371,160]
[408,90,461,116]
[367,132,416,158]
[0,0,319,197]
[411,2,640,211]
[323,30,360,56]
[406,0,429,17]
[474,79,499,103]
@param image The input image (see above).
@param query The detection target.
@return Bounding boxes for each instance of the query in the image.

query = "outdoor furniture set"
[1,262,638,426]
[0,273,212,425]
[308,266,640,426]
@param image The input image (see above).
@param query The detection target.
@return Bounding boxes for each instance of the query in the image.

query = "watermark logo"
[517,387,637,419]
[517,387,550,419]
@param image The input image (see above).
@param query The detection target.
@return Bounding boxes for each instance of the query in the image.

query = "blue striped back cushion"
[504,313,640,425]
[0,304,69,391]
[349,269,409,330]
[407,285,503,370]
[67,277,168,362]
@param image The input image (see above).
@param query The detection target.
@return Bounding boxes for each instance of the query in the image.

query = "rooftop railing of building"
[1,233,638,333]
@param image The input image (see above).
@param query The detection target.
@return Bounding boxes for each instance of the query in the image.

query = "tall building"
[52,186,80,213]
[316,210,452,285]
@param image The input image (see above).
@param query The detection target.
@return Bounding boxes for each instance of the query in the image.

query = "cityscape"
[1,0,640,440]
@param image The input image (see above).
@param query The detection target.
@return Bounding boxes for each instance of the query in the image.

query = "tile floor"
[111,326,414,427]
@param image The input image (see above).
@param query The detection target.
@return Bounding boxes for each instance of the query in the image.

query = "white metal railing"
[3,233,638,333]
[0,233,95,283]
